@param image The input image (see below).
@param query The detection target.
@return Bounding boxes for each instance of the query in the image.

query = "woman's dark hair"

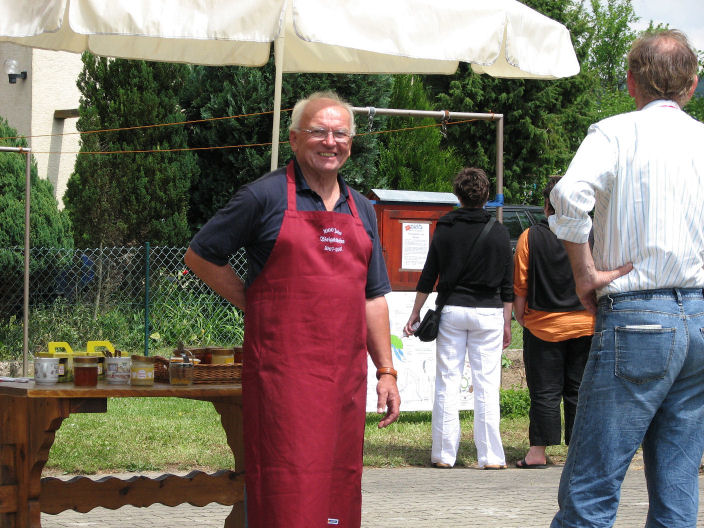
[453,167,489,208]
[542,176,562,215]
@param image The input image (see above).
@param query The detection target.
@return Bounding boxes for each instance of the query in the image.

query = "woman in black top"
[405,167,514,469]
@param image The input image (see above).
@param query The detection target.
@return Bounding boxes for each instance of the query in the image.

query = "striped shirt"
[550,100,704,297]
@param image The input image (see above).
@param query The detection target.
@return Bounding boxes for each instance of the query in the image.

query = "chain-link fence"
[0,246,246,360]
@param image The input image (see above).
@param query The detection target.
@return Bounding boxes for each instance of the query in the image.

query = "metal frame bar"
[350,107,504,222]
[0,145,31,375]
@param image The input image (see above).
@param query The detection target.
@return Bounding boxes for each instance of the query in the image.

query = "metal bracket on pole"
[367,107,376,132]
[440,110,450,138]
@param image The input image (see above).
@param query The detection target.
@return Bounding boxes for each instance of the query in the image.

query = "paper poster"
[400,222,430,270]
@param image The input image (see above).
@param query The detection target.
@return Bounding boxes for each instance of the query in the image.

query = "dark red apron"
[242,161,372,527]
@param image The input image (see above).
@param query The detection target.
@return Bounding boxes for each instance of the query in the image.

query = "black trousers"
[523,328,591,446]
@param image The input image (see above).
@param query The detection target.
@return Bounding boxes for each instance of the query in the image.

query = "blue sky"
[630,0,704,52]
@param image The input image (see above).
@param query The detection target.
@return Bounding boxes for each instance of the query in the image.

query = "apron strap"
[286,161,298,212]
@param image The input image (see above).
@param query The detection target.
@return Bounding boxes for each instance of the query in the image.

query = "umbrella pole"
[23,148,30,376]
[496,115,504,223]
[271,36,285,172]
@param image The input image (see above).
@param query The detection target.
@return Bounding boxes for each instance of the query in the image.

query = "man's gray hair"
[628,29,698,106]
[289,91,356,136]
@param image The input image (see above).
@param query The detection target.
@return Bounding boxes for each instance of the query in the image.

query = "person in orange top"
[513,176,594,468]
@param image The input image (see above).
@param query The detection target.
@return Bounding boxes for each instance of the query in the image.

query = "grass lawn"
[44,397,569,475]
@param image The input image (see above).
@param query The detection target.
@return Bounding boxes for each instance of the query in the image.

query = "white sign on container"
[400,222,430,270]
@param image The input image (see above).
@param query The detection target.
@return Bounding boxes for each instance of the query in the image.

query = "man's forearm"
[366,295,394,368]
[562,240,595,288]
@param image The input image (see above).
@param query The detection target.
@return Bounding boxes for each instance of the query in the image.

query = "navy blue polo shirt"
[189,160,391,299]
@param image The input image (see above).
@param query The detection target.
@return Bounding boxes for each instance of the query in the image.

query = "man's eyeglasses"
[298,128,353,143]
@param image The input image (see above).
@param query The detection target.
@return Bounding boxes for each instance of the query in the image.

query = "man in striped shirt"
[549,30,704,527]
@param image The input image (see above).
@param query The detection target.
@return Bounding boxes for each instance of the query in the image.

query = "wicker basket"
[155,354,242,384]
[154,356,170,383]
[192,362,242,384]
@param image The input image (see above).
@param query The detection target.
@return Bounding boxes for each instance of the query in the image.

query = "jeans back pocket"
[614,327,676,383]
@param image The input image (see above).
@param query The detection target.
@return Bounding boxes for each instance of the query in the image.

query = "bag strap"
[436,216,496,310]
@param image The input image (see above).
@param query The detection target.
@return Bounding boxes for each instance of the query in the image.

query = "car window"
[500,211,525,239]
[515,211,534,232]
[528,210,546,224]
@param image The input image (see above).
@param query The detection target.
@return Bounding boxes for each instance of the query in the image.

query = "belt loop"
[674,288,683,305]
[606,294,613,310]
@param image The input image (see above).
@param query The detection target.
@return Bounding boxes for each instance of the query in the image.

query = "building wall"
[0,43,32,139]
[0,43,82,209]
[32,49,82,208]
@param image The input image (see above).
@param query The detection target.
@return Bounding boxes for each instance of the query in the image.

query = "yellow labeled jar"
[208,347,235,365]
[130,355,155,386]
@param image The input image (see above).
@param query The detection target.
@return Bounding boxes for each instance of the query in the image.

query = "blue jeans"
[551,289,704,528]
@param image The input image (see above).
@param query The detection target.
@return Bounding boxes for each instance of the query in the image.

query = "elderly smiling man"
[185,91,400,528]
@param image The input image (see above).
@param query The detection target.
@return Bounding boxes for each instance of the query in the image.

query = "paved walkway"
[41,463,704,527]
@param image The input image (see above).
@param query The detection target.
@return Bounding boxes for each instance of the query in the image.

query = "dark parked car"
[487,205,546,250]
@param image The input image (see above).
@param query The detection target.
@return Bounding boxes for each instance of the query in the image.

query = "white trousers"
[431,305,506,468]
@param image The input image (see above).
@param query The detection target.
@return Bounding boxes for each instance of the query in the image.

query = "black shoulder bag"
[415,217,497,342]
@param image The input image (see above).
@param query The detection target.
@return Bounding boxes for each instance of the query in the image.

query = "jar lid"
[171,360,193,367]
[74,356,98,364]
[209,347,234,356]
[170,357,184,363]
[131,355,155,363]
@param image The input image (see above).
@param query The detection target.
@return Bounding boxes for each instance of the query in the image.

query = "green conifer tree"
[375,75,463,192]
[0,117,73,316]
[64,53,198,247]
[180,58,392,231]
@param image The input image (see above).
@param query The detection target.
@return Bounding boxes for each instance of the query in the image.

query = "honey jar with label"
[208,347,235,365]
[130,355,155,386]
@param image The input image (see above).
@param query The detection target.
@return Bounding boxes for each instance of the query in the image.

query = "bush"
[0,299,146,359]
[499,388,531,418]
[0,118,73,319]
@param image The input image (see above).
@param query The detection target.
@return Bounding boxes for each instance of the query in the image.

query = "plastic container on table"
[34,356,60,384]
[44,342,76,382]
[105,356,131,384]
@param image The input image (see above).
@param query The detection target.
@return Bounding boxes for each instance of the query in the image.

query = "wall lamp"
[4,59,27,84]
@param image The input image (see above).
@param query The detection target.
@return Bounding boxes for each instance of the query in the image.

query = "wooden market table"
[0,381,244,528]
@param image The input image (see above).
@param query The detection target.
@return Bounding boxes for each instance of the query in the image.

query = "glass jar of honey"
[130,355,155,386]
[73,356,99,387]
[208,347,235,365]
[169,357,194,385]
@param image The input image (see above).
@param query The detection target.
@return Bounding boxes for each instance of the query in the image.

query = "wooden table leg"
[212,399,245,528]
[0,396,69,528]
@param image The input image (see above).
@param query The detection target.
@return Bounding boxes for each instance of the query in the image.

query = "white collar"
[643,99,681,111]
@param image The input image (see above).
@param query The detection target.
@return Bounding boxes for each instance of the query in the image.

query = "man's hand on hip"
[563,241,633,314]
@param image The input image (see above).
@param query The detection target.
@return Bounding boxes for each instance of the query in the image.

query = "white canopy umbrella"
[0,0,580,166]
[0,0,579,369]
